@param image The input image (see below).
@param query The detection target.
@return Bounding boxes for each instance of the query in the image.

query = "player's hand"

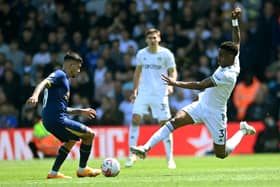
[232,7,242,19]
[161,74,176,86]
[26,96,39,106]
[81,108,96,119]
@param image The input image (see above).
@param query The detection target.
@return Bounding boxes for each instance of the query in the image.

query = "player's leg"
[214,122,256,158]
[47,140,76,179]
[131,101,203,159]
[160,118,176,169]
[43,122,77,179]
[131,110,195,159]
[62,118,101,177]
[153,98,176,169]
[224,121,256,156]
[206,113,256,158]
[125,113,141,167]
[126,96,148,167]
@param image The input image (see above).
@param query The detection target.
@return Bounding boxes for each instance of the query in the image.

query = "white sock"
[226,130,245,154]
[78,167,85,173]
[163,133,174,161]
[129,124,139,154]
[50,170,57,175]
[144,122,174,150]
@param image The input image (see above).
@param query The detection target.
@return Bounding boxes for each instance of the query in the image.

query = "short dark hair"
[64,51,83,63]
[145,28,161,37]
[220,41,238,56]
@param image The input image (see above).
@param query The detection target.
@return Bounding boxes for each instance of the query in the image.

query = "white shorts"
[182,101,227,145]
[133,95,171,121]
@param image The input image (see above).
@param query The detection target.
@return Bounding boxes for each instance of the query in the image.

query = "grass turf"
[0,154,279,187]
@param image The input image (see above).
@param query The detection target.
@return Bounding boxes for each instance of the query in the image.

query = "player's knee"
[170,117,183,128]
[84,128,95,140]
[132,115,141,125]
[88,130,95,139]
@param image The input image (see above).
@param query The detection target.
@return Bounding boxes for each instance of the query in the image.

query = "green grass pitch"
[0,154,279,187]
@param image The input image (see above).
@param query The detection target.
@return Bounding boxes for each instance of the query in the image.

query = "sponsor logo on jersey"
[143,64,162,69]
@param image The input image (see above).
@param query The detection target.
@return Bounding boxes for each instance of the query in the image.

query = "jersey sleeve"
[166,50,176,68]
[211,70,234,86]
[135,51,142,66]
[46,70,65,87]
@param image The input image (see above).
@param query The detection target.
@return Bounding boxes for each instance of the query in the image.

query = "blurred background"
[0,0,279,158]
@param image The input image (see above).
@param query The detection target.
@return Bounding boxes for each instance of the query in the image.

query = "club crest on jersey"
[157,57,162,61]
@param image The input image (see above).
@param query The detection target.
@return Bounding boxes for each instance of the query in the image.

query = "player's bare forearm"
[67,107,96,119]
[67,107,82,115]
[167,67,178,95]
[232,7,241,49]
[132,66,142,94]
[32,79,49,97]
[174,81,203,90]
[232,26,240,46]
[27,79,50,106]
[161,74,214,90]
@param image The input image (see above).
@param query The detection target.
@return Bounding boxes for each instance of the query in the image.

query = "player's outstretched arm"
[67,107,96,119]
[27,79,50,106]
[232,7,241,51]
[161,74,215,90]
[167,67,178,95]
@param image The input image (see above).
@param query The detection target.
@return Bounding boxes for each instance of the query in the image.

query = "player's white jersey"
[136,46,176,98]
[198,54,240,112]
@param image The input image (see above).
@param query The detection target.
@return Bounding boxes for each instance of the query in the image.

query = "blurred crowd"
[0,0,280,130]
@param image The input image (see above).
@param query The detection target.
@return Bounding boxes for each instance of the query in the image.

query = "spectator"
[254,115,280,153]
[28,119,61,159]
[93,58,107,91]
[94,71,115,103]
[245,85,278,121]
[233,72,261,120]
[85,39,101,71]
[119,83,133,126]
[19,73,35,111]
[6,40,25,77]
[20,104,37,128]
[0,87,18,128]
[0,31,10,57]
[47,32,59,53]
[98,97,124,125]
[32,42,51,66]
[2,66,20,108]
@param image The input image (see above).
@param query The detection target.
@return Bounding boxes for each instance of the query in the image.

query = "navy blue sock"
[52,146,70,172]
[79,144,92,168]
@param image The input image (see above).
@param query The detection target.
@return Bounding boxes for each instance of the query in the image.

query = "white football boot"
[130,146,147,159]
[125,154,137,168]
[240,121,256,135]
[167,159,176,169]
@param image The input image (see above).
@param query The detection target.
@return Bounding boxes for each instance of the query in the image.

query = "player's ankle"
[49,170,58,176]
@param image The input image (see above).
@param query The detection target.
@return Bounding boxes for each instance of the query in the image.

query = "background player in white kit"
[131,8,256,160]
[125,28,178,169]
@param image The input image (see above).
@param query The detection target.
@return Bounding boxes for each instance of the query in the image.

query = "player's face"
[69,62,82,78]
[146,33,161,47]
[218,49,234,67]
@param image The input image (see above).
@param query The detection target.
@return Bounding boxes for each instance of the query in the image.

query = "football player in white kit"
[130,8,256,160]
[125,28,178,169]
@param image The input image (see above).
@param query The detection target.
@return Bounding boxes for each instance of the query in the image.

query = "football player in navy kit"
[27,52,101,179]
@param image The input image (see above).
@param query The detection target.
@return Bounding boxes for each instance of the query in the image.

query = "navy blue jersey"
[42,70,70,123]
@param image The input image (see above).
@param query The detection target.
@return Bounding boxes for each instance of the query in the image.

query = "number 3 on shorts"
[218,129,225,138]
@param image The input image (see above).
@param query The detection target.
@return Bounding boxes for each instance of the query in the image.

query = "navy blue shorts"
[43,117,88,142]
